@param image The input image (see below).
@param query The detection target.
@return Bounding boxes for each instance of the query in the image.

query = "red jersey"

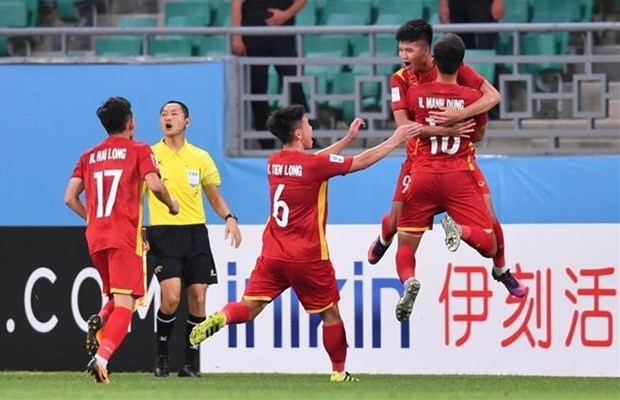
[390,63,484,112]
[72,136,159,254]
[261,150,353,262]
[407,82,488,172]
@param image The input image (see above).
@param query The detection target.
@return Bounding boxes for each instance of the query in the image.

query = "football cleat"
[367,236,390,265]
[189,311,226,346]
[178,364,201,378]
[330,371,359,382]
[441,215,462,252]
[492,269,528,298]
[85,314,104,358]
[86,357,110,384]
[395,278,421,322]
[153,355,170,378]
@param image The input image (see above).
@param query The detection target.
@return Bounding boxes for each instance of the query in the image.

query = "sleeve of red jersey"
[314,153,354,181]
[71,154,85,179]
[457,64,485,90]
[137,144,160,178]
[390,73,409,111]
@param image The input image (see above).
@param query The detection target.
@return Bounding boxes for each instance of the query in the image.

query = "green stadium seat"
[195,35,228,56]
[0,36,8,56]
[165,14,209,49]
[302,35,349,56]
[296,1,317,25]
[0,2,28,27]
[465,49,496,83]
[520,33,565,75]
[118,15,158,27]
[150,37,193,57]
[165,1,211,26]
[211,1,230,26]
[95,36,142,56]
[375,0,424,22]
[319,0,372,25]
[423,0,439,21]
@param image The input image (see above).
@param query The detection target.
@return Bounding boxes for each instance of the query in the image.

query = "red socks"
[323,322,347,372]
[222,302,250,324]
[381,213,395,244]
[99,299,115,322]
[492,219,506,267]
[396,245,416,283]
[97,306,133,361]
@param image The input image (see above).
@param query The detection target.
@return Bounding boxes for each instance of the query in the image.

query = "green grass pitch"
[0,372,618,399]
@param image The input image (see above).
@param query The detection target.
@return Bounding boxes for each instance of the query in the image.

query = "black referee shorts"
[146,224,217,286]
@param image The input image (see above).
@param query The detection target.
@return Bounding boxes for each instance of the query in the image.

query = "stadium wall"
[0,63,618,376]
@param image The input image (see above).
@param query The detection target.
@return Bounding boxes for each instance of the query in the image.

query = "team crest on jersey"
[329,154,344,164]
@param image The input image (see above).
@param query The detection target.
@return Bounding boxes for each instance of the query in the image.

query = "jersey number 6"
[272,183,289,227]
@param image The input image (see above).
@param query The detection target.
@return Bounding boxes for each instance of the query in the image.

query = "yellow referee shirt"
[148,139,221,226]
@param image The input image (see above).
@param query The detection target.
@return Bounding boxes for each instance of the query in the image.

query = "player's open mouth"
[165,123,173,129]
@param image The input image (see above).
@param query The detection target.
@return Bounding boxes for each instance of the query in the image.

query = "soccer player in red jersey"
[394,34,527,322]
[64,97,179,383]
[189,105,420,381]
[367,20,507,280]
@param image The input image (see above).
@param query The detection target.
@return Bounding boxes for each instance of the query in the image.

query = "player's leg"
[180,225,218,377]
[87,249,142,384]
[320,304,358,382]
[442,172,496,257]
[472,162,507,273]
[86,251,110,358]
[394,232,423,322]
[190,256,286,345]
[368,159,411,264]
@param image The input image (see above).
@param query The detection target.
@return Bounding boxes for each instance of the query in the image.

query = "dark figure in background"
[439,0,505,49]
[231,0,309,149]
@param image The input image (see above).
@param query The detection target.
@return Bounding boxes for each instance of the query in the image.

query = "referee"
[147,100,242,378]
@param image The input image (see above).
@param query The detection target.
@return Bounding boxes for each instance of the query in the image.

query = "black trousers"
[244,34,308,148]
[448,0,497,50]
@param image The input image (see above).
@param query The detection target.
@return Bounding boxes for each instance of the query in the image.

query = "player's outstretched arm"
[145,172,179,215]
[315,117,365,156]
[64,177,87,220]
[348,123,421,173]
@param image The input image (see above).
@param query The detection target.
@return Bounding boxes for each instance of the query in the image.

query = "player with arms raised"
[189,104,420,381]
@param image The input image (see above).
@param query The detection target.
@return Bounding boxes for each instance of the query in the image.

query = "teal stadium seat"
[296,1,317,25]
[95,36,142,56]
[150,37,193,57]
[0,1,28,27]
[465,49,496,83]
[319,0,372,25]
[375,0,424,23]
[211,1,231,26]
[196,35,228,56]
[520,32,565,75]
[118,15,158,27]
[165,1,211,26]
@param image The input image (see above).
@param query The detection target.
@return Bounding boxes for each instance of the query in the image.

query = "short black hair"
[96,96,132,135]
[160,100,189,118]
[396,19,433,46]
[433,33,465,75]
[266,104,305,145]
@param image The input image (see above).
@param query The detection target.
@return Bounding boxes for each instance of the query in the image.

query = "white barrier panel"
[200,224,620,377]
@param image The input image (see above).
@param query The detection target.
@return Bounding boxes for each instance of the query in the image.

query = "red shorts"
[398,170,493,232]
[90,248,145,297]
[472,162,490,195]
[243,256,340,314]
[392,159,413,202]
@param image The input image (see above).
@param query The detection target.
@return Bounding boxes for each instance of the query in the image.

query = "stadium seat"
[149,37,193,57]
[94,36,142,56]
[211,1,230,26]
[117,15,158,27]
[0,2,28,27]
[319,0,372,25]
[375,0,424,23]
[296,1,317,25]
[465,49,496,84]
[423,0,439,21]
[302,35,349,56]
[195,35,228,56]
[0,36,8,55]
[165,1,211,26]
[520,33,565,75]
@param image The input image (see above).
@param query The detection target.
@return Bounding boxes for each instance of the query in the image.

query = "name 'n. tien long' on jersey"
[261,150,353,262]
[406,82,488,172]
